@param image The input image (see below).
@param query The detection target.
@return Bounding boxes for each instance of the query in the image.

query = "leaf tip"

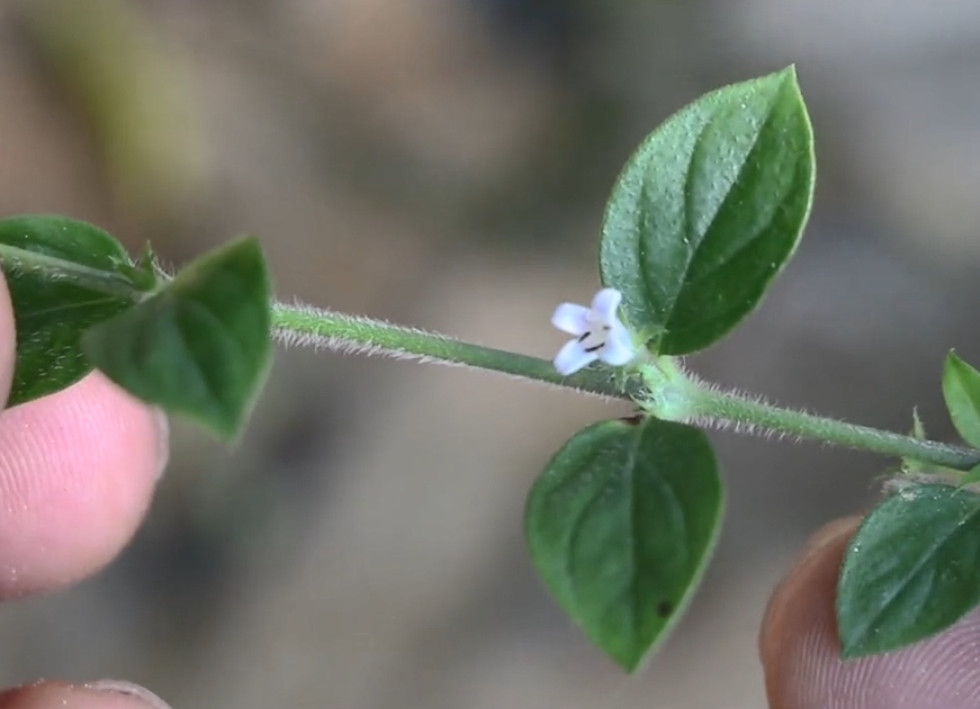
[838,643,866,662]
[778,63,798,78]
[615,652,644,674]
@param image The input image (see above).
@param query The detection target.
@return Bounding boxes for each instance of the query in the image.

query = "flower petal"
[601,324,634,366]
[590,288,623,320]
[554,339,598,376]
[551,303,591,336]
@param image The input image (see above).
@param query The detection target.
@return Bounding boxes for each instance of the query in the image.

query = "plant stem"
[0,244,144,301]
[270,302,647,401]
[684,383,980,470]
[271,301,980,471]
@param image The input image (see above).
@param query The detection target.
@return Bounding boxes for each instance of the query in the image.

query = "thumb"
[0,269,15,406]
[760,515,980,709]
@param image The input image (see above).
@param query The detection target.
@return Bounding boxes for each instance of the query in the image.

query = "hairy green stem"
[684,383,980,470]
[0,243,144,301]
[271,301,647,401]
[272,301,980,471]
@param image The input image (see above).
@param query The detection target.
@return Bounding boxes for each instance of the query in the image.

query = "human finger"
[0,271,168,596]
[761,515,980,708]
[0,679,170,709]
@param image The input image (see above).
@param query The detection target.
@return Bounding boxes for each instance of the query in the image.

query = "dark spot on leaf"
[657,600,673,617]
[619,414,644,427]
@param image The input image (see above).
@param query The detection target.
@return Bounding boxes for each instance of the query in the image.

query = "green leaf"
[942,351,980,447]
[961,463,980,487]
[599,66,815,354]
[911,407,926,440]
[901,408,929,474]
[525,416,724,671]
[84,237,272,440]
[0,215,147,406]
[837,484,980,658]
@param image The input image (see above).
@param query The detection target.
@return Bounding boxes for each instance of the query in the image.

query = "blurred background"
[2,0,980,707]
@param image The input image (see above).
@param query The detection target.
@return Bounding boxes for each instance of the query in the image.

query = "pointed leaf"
[599,66,815,354]
[84,237,272,440]
[837,484,980,658]
[525,416,723,671]
[911,407,926,440]
[942,351,980,447]
[0,215,148,406]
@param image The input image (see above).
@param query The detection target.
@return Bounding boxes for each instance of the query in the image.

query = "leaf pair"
[527,67,816,670]
[0,216,271,439]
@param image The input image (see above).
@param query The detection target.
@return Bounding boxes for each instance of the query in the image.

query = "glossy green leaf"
[599,66,814,354]
[837,484,980,658]
[0,215,148,406]
[525,416,723,671]
[942,351,980,447]
[84,237,272,440]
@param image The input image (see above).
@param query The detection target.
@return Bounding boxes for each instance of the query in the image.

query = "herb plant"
[3,66,980,673]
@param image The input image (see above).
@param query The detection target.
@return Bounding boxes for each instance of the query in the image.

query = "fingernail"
[153,408,170,480]
[85,679,172,709]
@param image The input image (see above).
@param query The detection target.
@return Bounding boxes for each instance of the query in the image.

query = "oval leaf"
[599,66,815,354]
[84,237,272,440]
[0,215,147,406]
[837,484,980,658]
[525,416,724,671]
[942,351,980,448]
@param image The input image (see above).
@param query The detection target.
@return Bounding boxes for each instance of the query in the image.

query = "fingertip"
[0,269,15,407]
[0,372,165,595]
[761,514,980,708]
[759,515,861,707]
[759,516,861,668]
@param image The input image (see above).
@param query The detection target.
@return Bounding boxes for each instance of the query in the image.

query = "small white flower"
[551,288,634,376]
